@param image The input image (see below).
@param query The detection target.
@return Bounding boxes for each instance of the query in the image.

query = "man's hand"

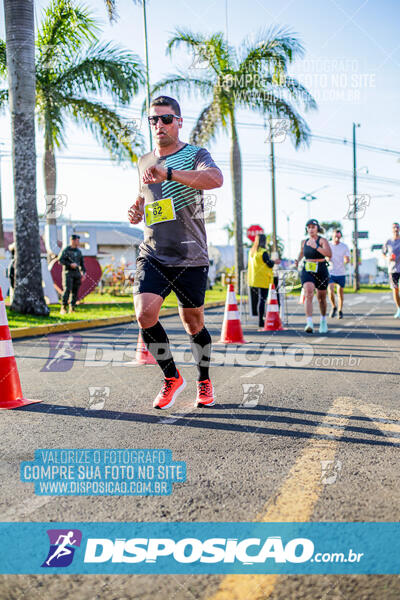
[70,262,78,269]
[81,273,86,281]
[128,196,145,224]
[142,165,167,185]
[306,239,317,249]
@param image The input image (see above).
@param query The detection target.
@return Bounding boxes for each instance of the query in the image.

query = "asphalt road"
[1,292,400,599]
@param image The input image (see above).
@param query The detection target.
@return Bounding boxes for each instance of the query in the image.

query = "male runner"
[382,222,400,318]
[128,96,223,409]
[328,229,350,319]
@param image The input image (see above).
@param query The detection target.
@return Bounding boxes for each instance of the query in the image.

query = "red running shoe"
[153,370,186,410]
[195,379,215,407]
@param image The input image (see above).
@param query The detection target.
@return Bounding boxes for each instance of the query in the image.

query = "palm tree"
[151,27,317,279]
[34,0,144,256]
[2,0,48,315]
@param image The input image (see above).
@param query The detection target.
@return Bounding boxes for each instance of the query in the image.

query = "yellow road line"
[207,396,353,600]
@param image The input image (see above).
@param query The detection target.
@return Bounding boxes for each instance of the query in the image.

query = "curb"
[10,301,226,340]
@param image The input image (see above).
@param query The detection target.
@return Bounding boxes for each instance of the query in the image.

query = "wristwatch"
[166,166,173,181]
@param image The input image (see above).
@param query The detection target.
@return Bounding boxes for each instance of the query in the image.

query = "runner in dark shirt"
[128,96,223,410]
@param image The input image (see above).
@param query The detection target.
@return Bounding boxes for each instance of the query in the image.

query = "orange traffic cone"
[264,284,284,331]
[131,331,157,365]
[0,288,42,409]
[219,284,247,344]
[298,287,305,304]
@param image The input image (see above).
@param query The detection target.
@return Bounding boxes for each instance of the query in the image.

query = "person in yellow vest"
[248,234,280,330]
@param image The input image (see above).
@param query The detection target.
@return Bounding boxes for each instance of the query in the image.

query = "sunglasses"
[148,114,181,125]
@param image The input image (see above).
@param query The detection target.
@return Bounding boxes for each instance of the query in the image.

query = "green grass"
[289,284,390,296]
[7,283,227,329]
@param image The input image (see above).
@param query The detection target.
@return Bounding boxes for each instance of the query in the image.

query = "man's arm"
[142,165,223,190]
[58,248,70,266]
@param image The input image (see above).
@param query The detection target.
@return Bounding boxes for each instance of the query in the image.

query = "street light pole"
[352,122,360,291]
[269,120,277,253]
[142,0,152,151]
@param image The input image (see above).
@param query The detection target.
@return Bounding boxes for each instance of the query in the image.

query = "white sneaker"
[304,324,314,334]
[394,308,400,319]
[319,320,328,334]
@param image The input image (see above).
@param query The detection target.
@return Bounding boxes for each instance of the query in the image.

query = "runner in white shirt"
[328,229,350,319]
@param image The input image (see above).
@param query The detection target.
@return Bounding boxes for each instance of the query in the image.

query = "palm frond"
[239,91,311,148]
[150,73,214,101]
[36,0,99,71]
[0,40,6,79]
[189,101,221,146]
[167,28,229,75]
[238,26,305,75]
[54,42,144,104]
[0,89,8,114]
[104,0,118,22]
[104,0,142,23]
[62,96,144,162]
[231,73,317,113]
[36,92,65,148]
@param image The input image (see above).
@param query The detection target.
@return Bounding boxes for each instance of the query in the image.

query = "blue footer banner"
[0,522,399,574]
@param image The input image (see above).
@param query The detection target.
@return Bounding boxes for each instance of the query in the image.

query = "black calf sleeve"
[141,322,177,378]
[189,326,212,381]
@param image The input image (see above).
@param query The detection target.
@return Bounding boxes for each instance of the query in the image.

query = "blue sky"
[1,0,400,259]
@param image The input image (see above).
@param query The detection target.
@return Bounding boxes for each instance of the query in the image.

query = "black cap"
[306,219,319,227]
[71,234,80,240]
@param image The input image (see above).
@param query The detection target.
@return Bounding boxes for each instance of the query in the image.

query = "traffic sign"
[353,231,369,239]
[246,225,264,242]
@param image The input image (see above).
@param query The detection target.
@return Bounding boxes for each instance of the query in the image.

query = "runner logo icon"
[42,529,82,567]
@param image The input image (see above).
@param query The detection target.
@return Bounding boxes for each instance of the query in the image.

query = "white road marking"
[240,367,266,378]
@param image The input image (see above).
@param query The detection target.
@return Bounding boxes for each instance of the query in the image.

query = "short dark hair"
[150,95,181,117]
[333,229,342,235]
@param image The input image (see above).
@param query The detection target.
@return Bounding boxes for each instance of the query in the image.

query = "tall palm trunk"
[4,0,49,314]
[229,110,244,287]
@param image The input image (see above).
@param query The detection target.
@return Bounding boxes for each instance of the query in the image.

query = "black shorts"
[301,262,330,290]
[389,272,400,289]
[133,256,209,308]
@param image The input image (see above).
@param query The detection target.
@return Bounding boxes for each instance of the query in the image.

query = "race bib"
[305,261,318,273]
[144,198,176,226]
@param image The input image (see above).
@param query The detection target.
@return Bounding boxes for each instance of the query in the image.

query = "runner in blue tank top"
[294,219,332,334]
